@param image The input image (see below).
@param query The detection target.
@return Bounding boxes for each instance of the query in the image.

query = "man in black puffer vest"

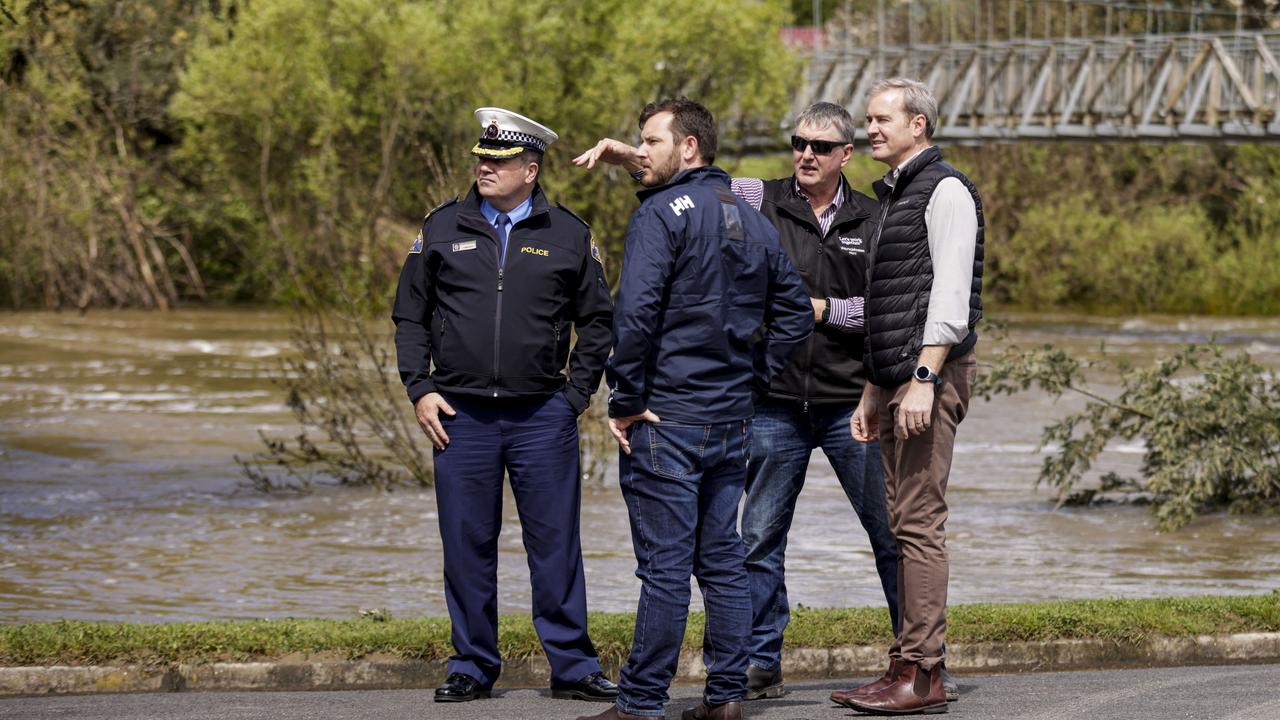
[831,79,984,716]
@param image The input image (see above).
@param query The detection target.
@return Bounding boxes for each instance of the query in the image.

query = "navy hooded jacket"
[607,166,813,423]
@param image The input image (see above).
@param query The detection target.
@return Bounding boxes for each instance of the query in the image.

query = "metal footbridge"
[801,30,1280,143]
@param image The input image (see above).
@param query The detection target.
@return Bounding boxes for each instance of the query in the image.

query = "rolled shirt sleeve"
[730,177,764,211]
[923,176,978,347]
[824,295,864,332]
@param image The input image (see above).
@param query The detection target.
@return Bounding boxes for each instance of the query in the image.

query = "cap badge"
[484,121,499,139]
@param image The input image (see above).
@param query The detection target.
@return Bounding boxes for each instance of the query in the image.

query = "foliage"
[236,297,432,492]
[168,0,796,300]
[0,0,794,307]
[0,0,218,309]
[4,593,1279,666]
[979,339,1280,530]
[4,2,1280,314]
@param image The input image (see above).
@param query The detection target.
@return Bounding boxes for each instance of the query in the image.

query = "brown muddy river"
[2,309,1279,623]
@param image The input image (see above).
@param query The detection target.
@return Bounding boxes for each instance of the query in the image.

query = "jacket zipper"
[492,233,506,397]
[864,196,894,379]
[800,218,828,415]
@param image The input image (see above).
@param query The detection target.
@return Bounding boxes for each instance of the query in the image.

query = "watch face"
[915,366,929,380]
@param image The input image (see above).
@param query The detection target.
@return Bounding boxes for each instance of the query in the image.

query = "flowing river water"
[2,309,1279,623]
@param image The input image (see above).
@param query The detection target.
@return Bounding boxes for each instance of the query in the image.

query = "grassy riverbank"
[3,593,1277,667]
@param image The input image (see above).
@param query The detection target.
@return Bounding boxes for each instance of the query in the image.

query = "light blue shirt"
[480,195,533,267]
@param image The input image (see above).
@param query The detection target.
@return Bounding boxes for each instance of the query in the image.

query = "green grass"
[3,593,1277,667]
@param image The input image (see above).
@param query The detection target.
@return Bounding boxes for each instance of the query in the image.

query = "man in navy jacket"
[577,98,811,720]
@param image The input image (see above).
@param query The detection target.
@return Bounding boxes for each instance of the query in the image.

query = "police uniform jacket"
[607,166,813,424]
[392,183,613,413]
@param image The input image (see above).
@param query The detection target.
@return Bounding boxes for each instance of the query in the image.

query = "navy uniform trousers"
[434,391,601,688]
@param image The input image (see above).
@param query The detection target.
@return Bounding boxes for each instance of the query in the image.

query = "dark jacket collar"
[635,165,730,201]
[457,182,551,235]
[874,145,943,201]
[774,173,872,232]
[459,182,552,219]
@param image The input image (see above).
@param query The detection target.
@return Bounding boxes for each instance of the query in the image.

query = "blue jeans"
[615,419,753,717]
[741,400,899,671]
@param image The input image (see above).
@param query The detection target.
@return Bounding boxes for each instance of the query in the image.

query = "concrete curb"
[3,632,1279,697]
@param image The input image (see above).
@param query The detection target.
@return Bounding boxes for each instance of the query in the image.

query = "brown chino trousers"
[875,350,977,671]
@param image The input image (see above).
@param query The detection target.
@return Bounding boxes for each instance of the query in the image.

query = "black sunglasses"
[790,135,848,155]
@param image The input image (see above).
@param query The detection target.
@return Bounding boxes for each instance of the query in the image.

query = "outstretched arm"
[573,138,643,175]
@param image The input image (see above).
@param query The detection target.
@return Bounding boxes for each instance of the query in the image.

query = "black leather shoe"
[681,700,743,720]
[746,663,785,700]
[434,672,490,702]
[552,671,620,702]
[940,662,959,702]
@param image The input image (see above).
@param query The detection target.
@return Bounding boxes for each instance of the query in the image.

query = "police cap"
[471,107,558,160]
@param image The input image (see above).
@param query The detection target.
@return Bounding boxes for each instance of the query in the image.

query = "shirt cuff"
[824,296,864,332]
[922,321,970,347]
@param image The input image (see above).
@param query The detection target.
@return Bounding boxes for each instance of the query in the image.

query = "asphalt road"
[2,664,1278,719]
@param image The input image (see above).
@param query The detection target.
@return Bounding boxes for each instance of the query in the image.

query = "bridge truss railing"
[803,31,1280,142]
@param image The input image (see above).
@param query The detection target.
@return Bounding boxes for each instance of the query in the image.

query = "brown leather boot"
[575,705,647,720]
[830,657,902,707]
[845,661,947,715]
[680,700,743,720]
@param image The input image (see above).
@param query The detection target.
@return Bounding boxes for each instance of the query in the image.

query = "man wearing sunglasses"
[574,102,949,703]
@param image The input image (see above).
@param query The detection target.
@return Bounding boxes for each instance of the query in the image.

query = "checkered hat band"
[489,129,546,151]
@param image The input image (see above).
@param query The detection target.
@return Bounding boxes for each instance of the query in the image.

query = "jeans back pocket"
[647,423,711,480]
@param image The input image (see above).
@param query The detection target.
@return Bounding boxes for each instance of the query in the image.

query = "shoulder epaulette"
[422,196,459,226]
[555,202,591,230]
[408,197,458,255]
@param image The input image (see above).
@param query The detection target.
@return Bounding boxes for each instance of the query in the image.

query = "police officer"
[392,108,616,704]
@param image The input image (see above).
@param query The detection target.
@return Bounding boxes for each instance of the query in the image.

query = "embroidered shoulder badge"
[408,197,458,255]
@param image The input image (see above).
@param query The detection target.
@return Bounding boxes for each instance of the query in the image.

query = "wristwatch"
[913,365,942,385]
[629,168,646,182]
[819,300,831,324]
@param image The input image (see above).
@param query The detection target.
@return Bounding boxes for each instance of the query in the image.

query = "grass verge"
[2,592,1277,667]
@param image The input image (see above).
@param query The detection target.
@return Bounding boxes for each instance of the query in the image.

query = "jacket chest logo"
[520,246,550,257]
[669,195,695,216]
[839,236,865,254]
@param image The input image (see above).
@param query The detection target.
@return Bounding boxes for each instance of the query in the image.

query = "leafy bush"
[236,301,433,492]
[979,339,1280,530]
